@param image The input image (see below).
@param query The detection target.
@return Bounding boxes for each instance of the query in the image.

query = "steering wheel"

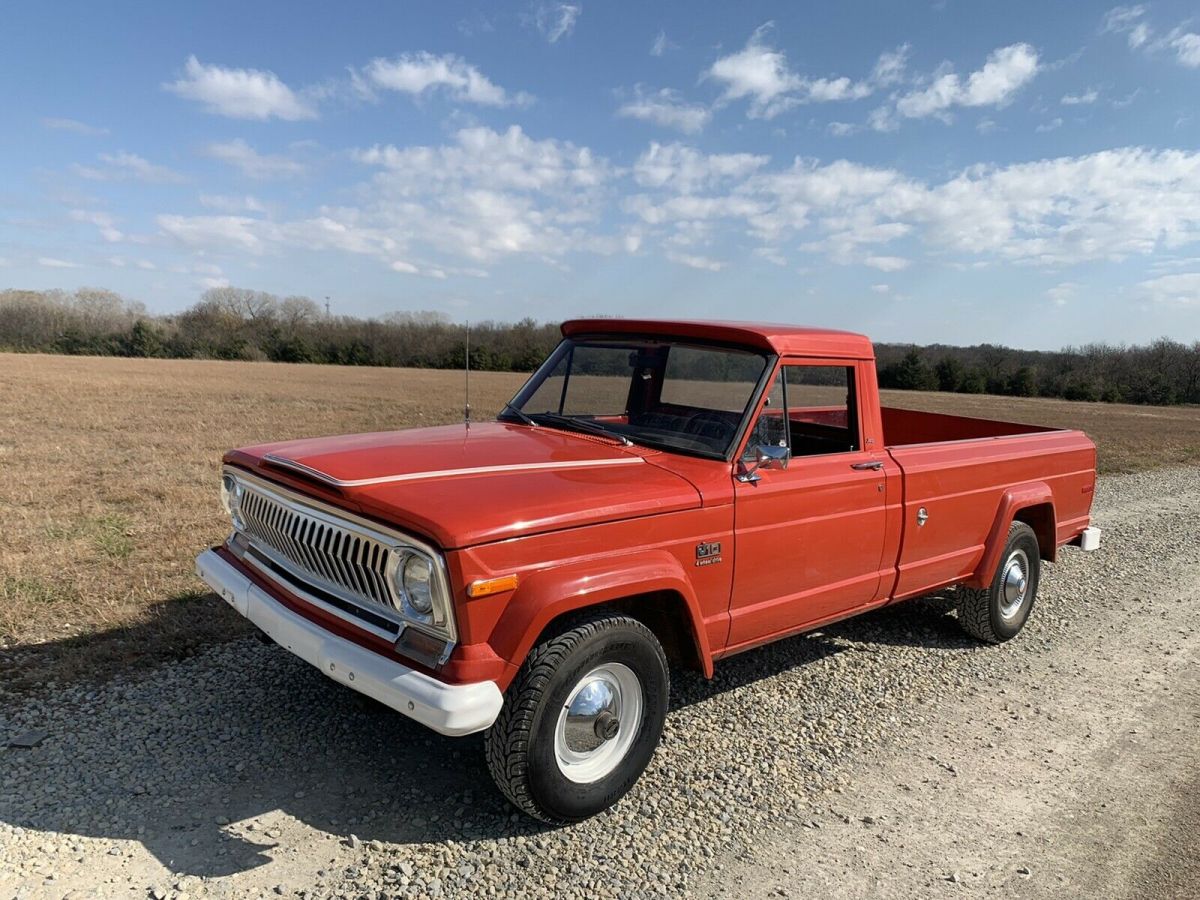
[682,410,735,444]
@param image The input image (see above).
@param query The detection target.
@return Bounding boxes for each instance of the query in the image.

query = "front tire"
[484,612,669,824]
[957,521,1041,643]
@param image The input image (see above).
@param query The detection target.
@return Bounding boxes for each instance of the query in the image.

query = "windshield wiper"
[529,412,634,447]
[499,402,537,427]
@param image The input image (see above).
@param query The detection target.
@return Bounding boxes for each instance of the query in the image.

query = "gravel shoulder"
[2,466,1198,900]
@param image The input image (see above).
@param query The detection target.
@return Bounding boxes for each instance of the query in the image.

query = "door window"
[786,365,859,455]
[744,364,860,459]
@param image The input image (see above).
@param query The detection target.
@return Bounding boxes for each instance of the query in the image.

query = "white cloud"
[388,259,447,278]
[0,257,10,267]
[912,149,1200,264]
[1102,8,1200,68]
[146,135,1200,284]
[69,209,124,242]
[199,193,266,213]
[456,12,495,37]
[667,251,725,271]
[867,106,898,133]
[41,117,109,136]
[109,257,155,270]
[865,256,909,271]
[277,216,395,257]
[623,145,1200,270]
[706,26,907,119]
[1138,272,1200,306]
[355,125,609,193]
[895,43,1039,120]
[529,3,581,43]
[617,88,711,134]
[1113,89,1141,109]
[363,52,531,106]
[347,126,615,263]
[73,151,185,183]
[632,143,767,192]
[827,121,858,137]
[1169,30,1200,67]
[871,283,891,294]
[164,56,317,120]
[871,44,910,87]
[650,30,675,57]
[706,25,804,118]
[1062,89,1099,105]
[1046,281,1079,306]
[1036,117,1063,132]
[1102,6,1150,47]
[201,275,230,289]
[38,256,81,268]
[157,213,268,253]
[204,139,305,179]
[754,246,787,266]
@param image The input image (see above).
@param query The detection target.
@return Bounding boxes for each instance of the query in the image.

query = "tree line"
[1,286,1198,405]
[0,287,557,372]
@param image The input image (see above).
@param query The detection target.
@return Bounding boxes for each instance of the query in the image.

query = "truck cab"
[197,319,1099,823]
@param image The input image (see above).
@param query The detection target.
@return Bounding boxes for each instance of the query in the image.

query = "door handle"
[851,460,884,471]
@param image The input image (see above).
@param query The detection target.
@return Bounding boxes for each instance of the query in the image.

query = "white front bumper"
[195,549,503,736]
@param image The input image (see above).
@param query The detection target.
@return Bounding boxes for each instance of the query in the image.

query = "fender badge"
[695,541,723,567]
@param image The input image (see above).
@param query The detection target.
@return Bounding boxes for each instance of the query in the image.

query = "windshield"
[503,338,770,458]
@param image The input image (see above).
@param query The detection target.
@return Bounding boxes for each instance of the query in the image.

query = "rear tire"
[957,521,1041,643]
[484,612,669,824]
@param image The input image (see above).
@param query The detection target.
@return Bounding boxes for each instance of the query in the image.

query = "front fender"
[968,482,1055,588]
[488,549,714,678]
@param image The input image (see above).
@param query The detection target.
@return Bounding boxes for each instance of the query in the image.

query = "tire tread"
[956,520,1037,644]
[484,611,665,824]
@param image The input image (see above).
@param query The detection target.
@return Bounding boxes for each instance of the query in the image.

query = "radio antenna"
[463,320,471,430]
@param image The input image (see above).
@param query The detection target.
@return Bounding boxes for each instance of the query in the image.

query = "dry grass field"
[2,352,1198,693]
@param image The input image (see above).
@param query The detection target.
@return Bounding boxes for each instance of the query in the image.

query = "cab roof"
[561,318,874,360]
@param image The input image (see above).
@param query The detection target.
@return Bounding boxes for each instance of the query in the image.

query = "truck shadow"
[668,590,972,711]
[0,588,974,879]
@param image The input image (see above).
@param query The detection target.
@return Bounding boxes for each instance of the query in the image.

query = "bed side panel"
[887,431,1096,601]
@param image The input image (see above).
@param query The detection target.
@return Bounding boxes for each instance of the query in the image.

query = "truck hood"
[225,422,702,549]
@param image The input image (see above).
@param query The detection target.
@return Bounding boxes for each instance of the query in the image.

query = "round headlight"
[220,474,236,514]
[221,474,245,529]
[401,553,434,617]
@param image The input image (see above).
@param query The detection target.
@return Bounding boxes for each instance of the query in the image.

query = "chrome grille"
[238,483,397,613]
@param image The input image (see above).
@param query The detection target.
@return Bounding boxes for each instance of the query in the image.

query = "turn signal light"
[467,574,520,598]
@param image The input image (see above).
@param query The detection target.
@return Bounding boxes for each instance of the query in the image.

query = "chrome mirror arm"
[735,445,790,483]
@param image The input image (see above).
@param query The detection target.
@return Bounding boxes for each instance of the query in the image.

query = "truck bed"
[881,406,1060,447]
[879,408,1096,603]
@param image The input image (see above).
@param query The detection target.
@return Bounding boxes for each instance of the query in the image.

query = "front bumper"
[196,549,503,736]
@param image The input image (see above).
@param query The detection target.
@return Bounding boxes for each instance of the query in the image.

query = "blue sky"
[2,1,1199,349]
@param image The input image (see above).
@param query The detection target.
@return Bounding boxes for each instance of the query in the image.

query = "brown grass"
[0,353,527,692]
[1,352,1197,692]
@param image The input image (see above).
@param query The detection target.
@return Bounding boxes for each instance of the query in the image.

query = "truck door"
[727,361,890,648]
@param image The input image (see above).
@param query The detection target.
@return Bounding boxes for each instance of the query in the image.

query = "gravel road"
[2,466,1198,900]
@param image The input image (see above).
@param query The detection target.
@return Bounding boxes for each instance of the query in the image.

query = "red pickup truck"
[196,319,1100,823]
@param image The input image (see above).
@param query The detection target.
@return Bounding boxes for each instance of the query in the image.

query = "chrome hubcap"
[553,663,643,784]
[999,549,1030,620]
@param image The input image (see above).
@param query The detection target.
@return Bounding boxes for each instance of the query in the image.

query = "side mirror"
[756,445,790,470]
[736,444,790,483]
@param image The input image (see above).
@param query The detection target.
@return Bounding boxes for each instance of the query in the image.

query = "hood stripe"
[263,453,643,488]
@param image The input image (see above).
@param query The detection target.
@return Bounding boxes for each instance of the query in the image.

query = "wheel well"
[1014,503,1056,562]
[535,591,704,673]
